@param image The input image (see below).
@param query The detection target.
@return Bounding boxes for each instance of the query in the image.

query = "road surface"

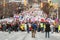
[0,31,60,40]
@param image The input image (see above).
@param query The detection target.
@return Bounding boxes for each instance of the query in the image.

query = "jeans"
[55,28,58,32]
[27,29,29,33]
[51,27,54,33]
[8,27,11,33]
[3,27,6,31]
[45,32,50,38]
[32,29,36,38]
[41,27,44,31]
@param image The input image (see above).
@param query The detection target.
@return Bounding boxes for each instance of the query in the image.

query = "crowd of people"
[0,8,60,38]
[0,20,60,38]
[0,20,60,32]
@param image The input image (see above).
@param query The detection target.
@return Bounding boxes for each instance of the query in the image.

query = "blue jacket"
[32,23,37,30]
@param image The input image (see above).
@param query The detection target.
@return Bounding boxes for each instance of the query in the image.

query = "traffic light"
[3,0,5,7]
[48,0,51,3]
[24,0,27,6]
[48,0,53,7]
[40,2,43,8]
[54,3,58,9]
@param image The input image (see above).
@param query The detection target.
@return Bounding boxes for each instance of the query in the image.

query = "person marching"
[31,22,37,38]
[50,23,54,33]
[40,22,44,32]
[45,22,51,38]
[58,24,60,32]
[26,22,30,33]
[7,22,11,33]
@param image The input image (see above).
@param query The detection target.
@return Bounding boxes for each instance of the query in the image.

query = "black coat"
[45,22,51,32]
[27,24,29,30]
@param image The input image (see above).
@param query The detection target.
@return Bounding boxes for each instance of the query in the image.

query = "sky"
[51,0,60,6]
[52,0,59,3]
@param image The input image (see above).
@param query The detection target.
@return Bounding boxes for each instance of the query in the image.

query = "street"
[0,31,60,40]
[0,0,60,40]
